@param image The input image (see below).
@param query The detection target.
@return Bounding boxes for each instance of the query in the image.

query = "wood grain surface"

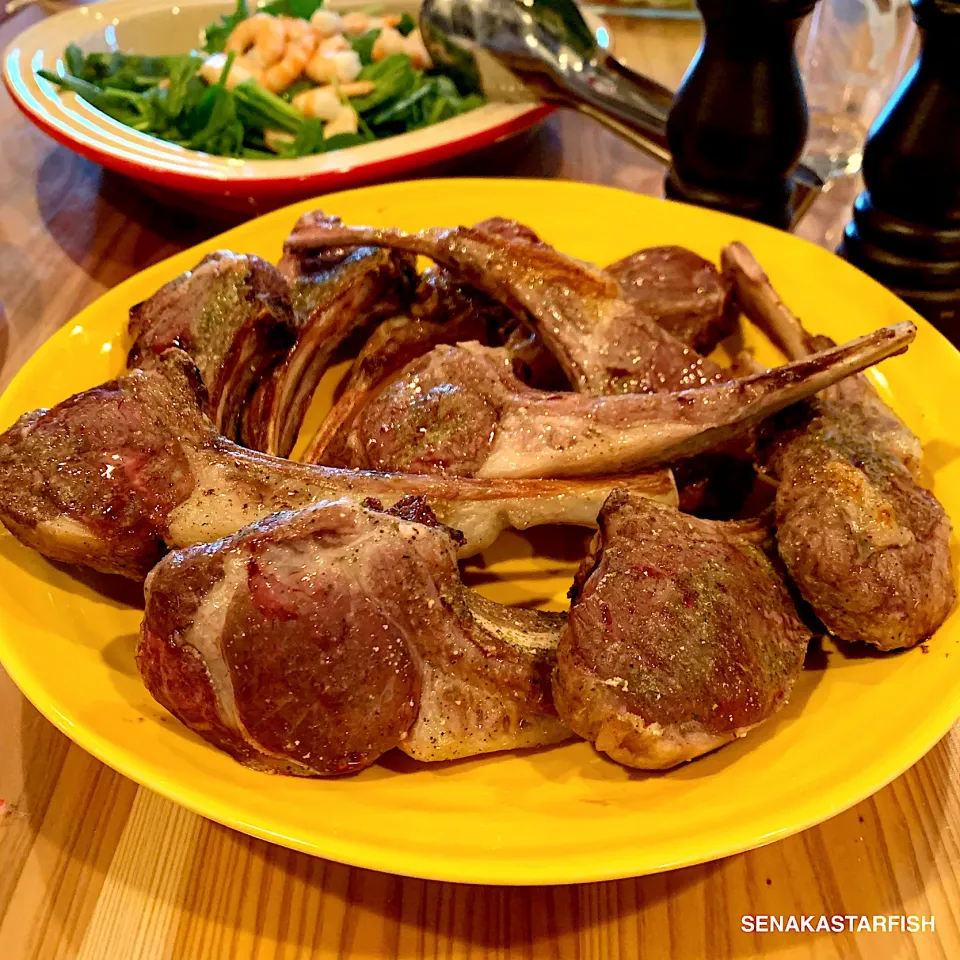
[0,8,957,959]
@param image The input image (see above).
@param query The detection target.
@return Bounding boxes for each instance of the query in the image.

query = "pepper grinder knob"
[839,0,960,340]
[665,0,819,229]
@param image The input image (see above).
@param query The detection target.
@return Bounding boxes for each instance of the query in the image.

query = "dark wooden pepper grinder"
[665,0,819,229]
[839,0,960,339]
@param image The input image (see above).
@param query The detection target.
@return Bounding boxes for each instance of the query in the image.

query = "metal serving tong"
[420,0,823,227]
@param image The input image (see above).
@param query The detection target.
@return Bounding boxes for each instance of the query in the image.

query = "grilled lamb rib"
[722,242,954,650]
[302,218,565,466]
[138,497,572,775]
[303,311,490,465]
[127,252,296,443]
[553,492,811,769]
[606,246,738,355]
[282,219,726,395]
[332,325,916,478]
[0,351,676,579]
[241,223,417,457]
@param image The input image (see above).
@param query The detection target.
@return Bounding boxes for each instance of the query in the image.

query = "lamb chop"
[722,242,955,650]
[303,311,489,465]
[302,219,564,466]
[138,497,572,775]
[240,220,417,457]
[127,252,296,443]
[553,492,811,769]
[282,218,726,395]
[0,351,676,580]
[332,325,916,478]
[606,246,738,355]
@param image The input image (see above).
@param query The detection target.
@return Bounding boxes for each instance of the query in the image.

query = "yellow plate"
[0,180,958,885]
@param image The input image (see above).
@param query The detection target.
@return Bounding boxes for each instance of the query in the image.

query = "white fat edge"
[178,541,347,777]
[465,595,562,657]
[452,471,676,557]
[594,710,740,769]
[37,515,106,553]
[440,493,600,559]
[418,500,497,558]
[181,551,246,731]
[399,662,569,761]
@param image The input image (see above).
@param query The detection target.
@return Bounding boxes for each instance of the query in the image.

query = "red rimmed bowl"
[3,0,608,211]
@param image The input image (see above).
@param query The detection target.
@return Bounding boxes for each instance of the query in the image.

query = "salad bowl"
[3,0,609,210]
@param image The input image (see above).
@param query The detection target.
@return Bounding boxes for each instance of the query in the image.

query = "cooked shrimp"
[372,26,407,61]
[291,86,342,120]
[319,34,350,54]
[261,30,319,93]
[304,48,362,85]
[325,106,359,138]
[199,52,262,90]
[338,80,376,97]
[404,29,432,70]
[279,15,312,39]
[372,27,432,69]
[225,13,286,69]
[339,12,375,34]
[339,11,400,35]
[310,9,343,37]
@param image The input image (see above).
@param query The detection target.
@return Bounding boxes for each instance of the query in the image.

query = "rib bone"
[245,245,416,457]
[282,220,725,395]
[338,324,917,478]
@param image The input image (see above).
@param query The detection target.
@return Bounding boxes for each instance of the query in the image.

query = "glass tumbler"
[798,0,917,180]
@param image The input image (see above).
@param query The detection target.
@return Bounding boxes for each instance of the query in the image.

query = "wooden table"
[0,8,957,959]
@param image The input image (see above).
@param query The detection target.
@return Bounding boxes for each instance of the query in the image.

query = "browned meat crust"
[128,251,297,443]
[282,219,726,395]
[607,245,738,355]
[553,493,811,769]
[336,326,915,478]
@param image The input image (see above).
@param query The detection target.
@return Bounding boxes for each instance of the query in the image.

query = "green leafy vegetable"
[350,54,417,114]
[234,79,304,134]
[203,0,248,54]
[320,131,372,152]
[349,29,381,66]
[368,78,434,127]
[64,43,84,78]
[164,57,206,118]
[38,70,157,129]
[260,0,324,19]
[183,80,244,154]
[41,5,486,162]
[289,117,326,155]
[63,49,197,92]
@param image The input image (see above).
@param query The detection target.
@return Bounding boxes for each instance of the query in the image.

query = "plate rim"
[1,178,958,886]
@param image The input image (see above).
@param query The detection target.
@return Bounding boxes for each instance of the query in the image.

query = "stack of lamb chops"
[0,212,950,777]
